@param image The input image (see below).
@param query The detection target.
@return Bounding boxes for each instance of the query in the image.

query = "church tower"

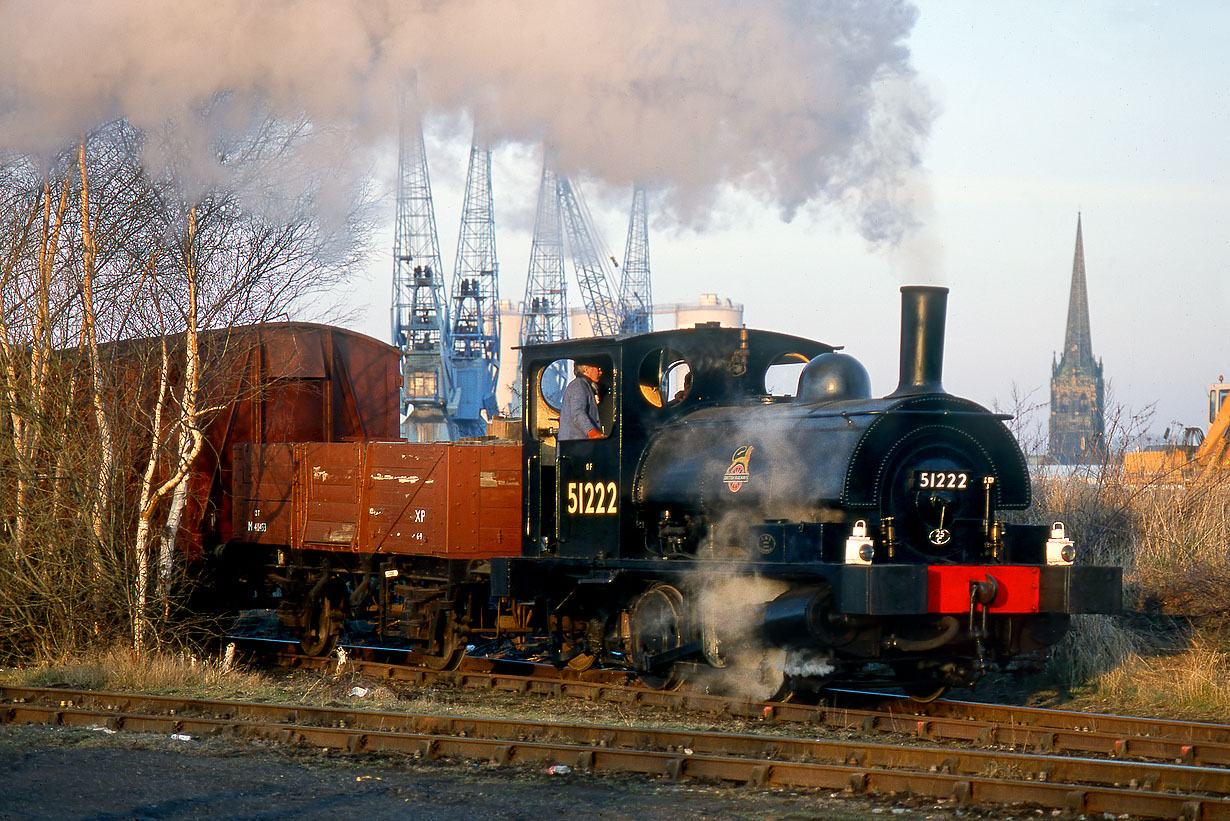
[1049,214,1105,463]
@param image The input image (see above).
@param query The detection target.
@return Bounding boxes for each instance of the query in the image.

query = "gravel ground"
[0,723,1009,821]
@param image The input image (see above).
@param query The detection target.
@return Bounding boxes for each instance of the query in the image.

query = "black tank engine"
[497,286,1121,697]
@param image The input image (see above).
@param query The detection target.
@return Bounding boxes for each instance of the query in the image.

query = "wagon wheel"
[299,595,340,658]
[903,682,948,703]
[419,619,464,671]
[892,661,949,703]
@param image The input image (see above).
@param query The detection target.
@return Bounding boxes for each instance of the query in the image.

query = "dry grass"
[2,646,278,702]
[1031,455,1230,720]
[0,647,424,713]
[1046,614,1146,684]
[1077,640,1230,721]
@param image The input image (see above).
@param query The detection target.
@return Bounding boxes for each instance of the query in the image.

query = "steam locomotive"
[221,286,1122,698]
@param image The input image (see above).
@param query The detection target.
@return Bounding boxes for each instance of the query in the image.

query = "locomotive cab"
[520,328,832,561]
[523,350,621,559]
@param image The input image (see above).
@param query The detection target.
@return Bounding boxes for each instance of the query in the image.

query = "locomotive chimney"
[890,285,948,396]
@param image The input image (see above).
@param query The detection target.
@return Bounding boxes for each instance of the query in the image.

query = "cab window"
[637,347,691,407]
[764,352,811,397]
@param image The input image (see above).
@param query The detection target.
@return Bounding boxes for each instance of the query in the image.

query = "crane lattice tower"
[520,158,569,406]
[392,109,453,442]
[557,175,622,338]
[619,185,652,334]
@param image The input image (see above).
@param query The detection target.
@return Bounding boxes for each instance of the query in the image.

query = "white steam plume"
[0,0,933,242]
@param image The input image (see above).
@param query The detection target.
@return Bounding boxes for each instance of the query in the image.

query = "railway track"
[4,683,1228,819]
[275,648,1230,767]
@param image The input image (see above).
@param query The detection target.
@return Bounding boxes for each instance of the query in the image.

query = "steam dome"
[795,352,871,404]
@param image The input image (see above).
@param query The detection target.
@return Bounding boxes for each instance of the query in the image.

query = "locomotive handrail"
[805,408,1014,421]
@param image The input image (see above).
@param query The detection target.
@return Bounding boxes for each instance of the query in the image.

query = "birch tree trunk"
[79,143,116,554]
[159,440,191,595]
[132,336,170,655]
[131,206,204,653]
[0,189,40,554]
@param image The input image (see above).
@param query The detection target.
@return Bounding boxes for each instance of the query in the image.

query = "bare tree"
[0,172,70,554]
[0,112,369,661]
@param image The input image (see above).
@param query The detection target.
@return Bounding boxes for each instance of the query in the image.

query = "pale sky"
[333,2,1229,443]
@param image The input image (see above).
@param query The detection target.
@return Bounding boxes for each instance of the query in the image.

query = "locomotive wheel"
[707,648,791,701]
[629,584,688,690]
[420,644,463,671]
[746,648,790,702]
[637,669,684,690]
[299,595,340,657]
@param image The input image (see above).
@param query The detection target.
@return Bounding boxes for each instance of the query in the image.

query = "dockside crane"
[520,158,570,405]
[392,108,453,442]
[557,175,623,338]
[447,136,500,438]
[619,185,652,334]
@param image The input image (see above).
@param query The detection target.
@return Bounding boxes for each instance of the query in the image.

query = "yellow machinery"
[1125,380,1230,480]
[1196,380,1230,467]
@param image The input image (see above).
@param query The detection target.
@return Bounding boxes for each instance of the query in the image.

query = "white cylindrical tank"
[666,293,743,330]
[495,299,524,414]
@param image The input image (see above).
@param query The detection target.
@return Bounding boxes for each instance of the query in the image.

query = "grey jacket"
[558,376,600,440]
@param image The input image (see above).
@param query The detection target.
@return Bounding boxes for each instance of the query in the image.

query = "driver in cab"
[559,360,603,440]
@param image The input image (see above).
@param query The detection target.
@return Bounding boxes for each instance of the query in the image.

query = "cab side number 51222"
[567,481,618,515]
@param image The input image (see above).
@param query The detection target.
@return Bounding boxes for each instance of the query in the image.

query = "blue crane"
[447,136,501,438]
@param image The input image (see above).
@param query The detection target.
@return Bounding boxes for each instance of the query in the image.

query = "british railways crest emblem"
[724,445,754,492]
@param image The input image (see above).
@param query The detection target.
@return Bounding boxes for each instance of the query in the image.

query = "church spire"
[1049,212,1105,464]
[1060,213,1095,373]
